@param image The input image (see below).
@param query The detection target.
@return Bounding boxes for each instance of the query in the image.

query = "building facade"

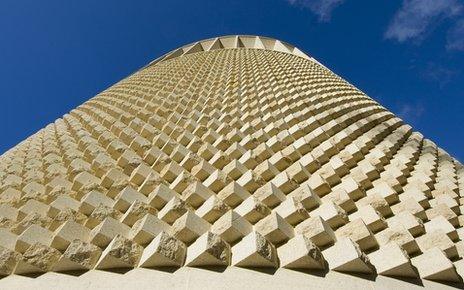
[0,35,463,289]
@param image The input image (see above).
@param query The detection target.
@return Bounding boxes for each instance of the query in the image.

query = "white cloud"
[397,102,425,125]
[447,19,464,50]
[421,62,459,86]
[385,0,463,42]
[287,0,345,22]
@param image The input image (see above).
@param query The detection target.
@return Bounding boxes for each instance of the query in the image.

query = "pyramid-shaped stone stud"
[277,235,326,270]
[53,240,102,272]
[129,213,170,246]
[323,237,375,274]
[368,243,417,278]
[139,231,186,268]
[14,243,61,275]
[185,231,230,267]
[95,235,143,270]
[232,231,278,268]
[211,210,252,244]
[411,247,461,282]
[0,247,20,276]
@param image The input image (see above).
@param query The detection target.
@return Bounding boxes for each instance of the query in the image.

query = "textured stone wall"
[0,42,463,286]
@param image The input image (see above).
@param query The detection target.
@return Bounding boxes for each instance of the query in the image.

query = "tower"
[0,35,463,289]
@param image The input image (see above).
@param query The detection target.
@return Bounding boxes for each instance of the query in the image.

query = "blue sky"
[0,0,463,161]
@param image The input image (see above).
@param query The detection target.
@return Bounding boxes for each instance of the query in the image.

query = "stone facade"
[0,35,463,289]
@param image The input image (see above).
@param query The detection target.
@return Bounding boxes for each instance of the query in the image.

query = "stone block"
[255,212,294,245]
[0,188,21,205]
[16,225,53,253]
[129,213,169,245]
[253,160,279,181]
[185,232,231,267]
[295,216,336,248]
[89,217,130,248]
[72,171,101,193]
[367,180,398,205]
[305,174,331,197]
[117,149,142,175]
[182,181,214,208]
[120,200,157,226]
[274,197,309,226]
[79,190,114,215]
[19,200,50,218]
[411,247,461,282]
[399,188,430,209]
[236,170,265,193]
[336,218,378,251]
[180,152,201,172]
[254,182,286,208]
[350,205,386,233]
[95,235,143,269]
[84,204,123,229]
[277,234,325,270]
[170,211,211,245]
[101,168,129,193]
[209,150,232,170]
[128,163,152,186]
[285,161,310,183]
[426,203,458,227]
[387,211,425,237]
[222,160,247,181]
[51,220,90,251]
[53,240,102,272]
[217,181,250,208]
[158,196,190,224]
[368,243,417,278]
[391,197,426,221]
[375,226,419,255]
[416,231,458,259]
[160,161,184,183]
[234,196,271,224]
[191,160,216,181]
[288,183,321,211]
[231,231,278,268]
[299,151,320,173]
[210,210,253,244]
[322,188,356,213]
[356,193,392,218]
[138,172,166,196]
[334,176,365,201]
[0,228,17,251]
[0,247,19,276]
[169,171,196,194]
[270,171,298,194]
[50,195,80,213]
[14,243,61,274]
[139,231,186,267]
[323,237,374,274]
[424,215,458,242]
[113,186,148,213]
[195,196,231,223]
[148,183,178,210]
[318,163,341,186]
[268,151,292,171]
[0,204,21,222]
[311,201,348,229]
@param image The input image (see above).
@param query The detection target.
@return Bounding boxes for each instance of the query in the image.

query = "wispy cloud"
[287,0,345,22]
[421,62,459,87]
[447,19,464,50]
[397,102,426,125]
[385,0,463,44]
